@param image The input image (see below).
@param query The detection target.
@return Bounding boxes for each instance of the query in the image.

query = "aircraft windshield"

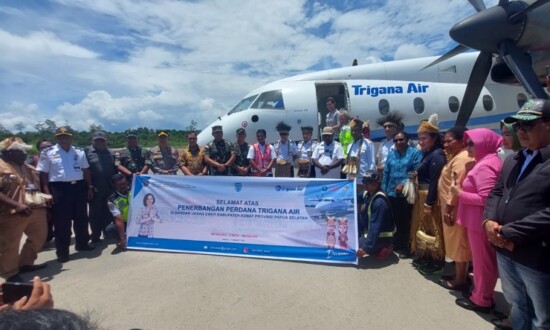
[228,94,258,115]
[251,90,285,109]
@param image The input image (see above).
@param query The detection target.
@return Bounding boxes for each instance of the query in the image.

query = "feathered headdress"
[417,114,440,134]
[349,118,363,130]
[0,137,32,152]
[275,121,292,133]
[376,111,404,128]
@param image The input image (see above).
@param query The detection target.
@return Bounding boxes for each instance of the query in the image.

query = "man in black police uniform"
[231,128,250,176]
[85,131,116,243]
[37,127,95,263]
[204,125,235,176]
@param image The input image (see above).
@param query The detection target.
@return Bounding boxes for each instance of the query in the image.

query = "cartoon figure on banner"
[338,217,348,249]
[137,193,161,238]
[326,216,336,249]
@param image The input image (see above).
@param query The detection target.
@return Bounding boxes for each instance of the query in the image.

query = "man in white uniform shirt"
[296,126,318,178]
[376,111,404,170]
[273,122,298,177]
[37,127,95,263]
[344,119,376,185]
[312,127,344,179]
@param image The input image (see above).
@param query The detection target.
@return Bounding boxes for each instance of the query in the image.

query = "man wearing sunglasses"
[484,99,550,329]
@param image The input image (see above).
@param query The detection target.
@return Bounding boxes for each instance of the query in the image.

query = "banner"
[127,175,358,264]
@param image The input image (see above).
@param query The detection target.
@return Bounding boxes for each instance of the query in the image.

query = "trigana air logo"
[275,185,304,192]
[234,183,242,192]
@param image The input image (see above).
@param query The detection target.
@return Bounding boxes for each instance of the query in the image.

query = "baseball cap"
[126,131,138,138]
[504,99,550,123]
[92,131,107,140]
[362,170,380,183]
[321,127,334,136]
[236,128,246,135]
[212,126,223,133]
[157,131,169,137]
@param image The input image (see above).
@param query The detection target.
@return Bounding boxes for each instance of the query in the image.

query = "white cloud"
[0,0,485,133]
[394,44,433,60]
[0,29,98,59]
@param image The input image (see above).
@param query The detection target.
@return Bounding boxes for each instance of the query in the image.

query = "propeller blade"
[421,44,470,71]
[456,51,493,126]
[498,39,549,99]
[509,0,550,22]
[468,0,486,12]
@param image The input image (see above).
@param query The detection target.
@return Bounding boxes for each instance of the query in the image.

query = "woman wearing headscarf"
[452,128,503,313]
[411,114,447,274]
[437,126,474,290]
[499,120,522,160]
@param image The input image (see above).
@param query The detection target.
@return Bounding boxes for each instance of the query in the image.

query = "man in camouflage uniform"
[231,128,250,176]
[148,131,180,175]
[179,131,208,176]
[115,131,151,181]
[204,126,235,176]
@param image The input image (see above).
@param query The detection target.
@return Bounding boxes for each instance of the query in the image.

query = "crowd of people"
[0,96,549,329]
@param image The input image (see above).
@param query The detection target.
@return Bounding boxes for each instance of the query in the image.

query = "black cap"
[92,131,108,140]
[504,99,550,123]
[236,128,246,135]
[55,126,74,137]
[301,126,314,132]
[212,125,223,133]
[362,170,380,183]
[126,131,138,138]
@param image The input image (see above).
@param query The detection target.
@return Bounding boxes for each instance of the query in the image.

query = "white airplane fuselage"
[198,52,529,145]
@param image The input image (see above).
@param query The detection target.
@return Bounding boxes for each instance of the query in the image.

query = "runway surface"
[24,240,506,330]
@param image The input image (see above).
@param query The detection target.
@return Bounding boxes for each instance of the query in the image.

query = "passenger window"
[517,93,527,108]
[228,94,258,115]
[414,97,425,114]
[482,95,493,111]
[378,99,389,115]
[251,90,285,110]
[448,96,459,113]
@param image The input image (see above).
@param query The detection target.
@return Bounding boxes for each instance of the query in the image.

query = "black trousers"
[49,180,90,257]
[389,196,413,252]
[88,189,113,241]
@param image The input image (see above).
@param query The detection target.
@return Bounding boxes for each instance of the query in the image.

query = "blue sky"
[0,0,495,133]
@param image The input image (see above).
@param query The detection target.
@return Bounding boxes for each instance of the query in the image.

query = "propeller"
[423,0,550,126]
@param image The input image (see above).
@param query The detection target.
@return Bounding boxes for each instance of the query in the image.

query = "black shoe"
[412,256,430,268]
[91,237,102,243]
[75,243,96,251]
[419,262,443,276]
[6,274,24,282]
[19,264,47,274]
[490,318,512,330]
[437,279,469,292]
[440,274,454,281]
[57,254,69,263]
[455,297,493,314]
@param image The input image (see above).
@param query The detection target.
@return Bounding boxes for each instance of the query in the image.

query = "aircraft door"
[315,83,350,137]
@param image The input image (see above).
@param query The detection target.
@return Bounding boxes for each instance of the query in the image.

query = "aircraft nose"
[450,4,524,53]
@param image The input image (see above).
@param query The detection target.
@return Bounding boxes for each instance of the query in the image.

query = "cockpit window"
[228,94,258,115]
[251,90,285,109]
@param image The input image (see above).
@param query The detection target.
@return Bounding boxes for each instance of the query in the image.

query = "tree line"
[0,120,199,154]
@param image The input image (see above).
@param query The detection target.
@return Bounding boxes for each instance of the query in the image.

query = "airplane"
[197,0,550,146]
[424,0,550,126]
[312,197,354,214]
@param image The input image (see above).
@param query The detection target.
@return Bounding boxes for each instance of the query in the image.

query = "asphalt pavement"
[21,240,507,330]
